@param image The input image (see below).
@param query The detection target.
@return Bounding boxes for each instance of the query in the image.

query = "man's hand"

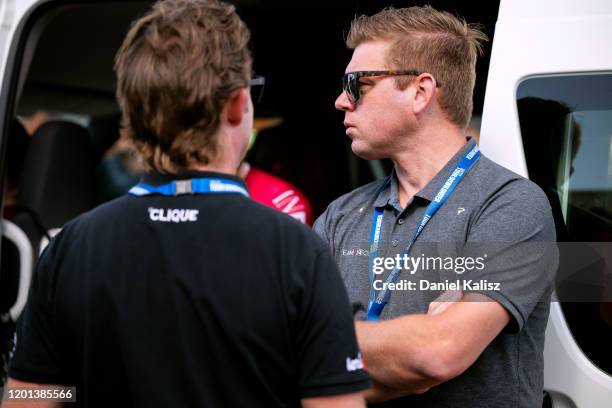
[359,288,462,404]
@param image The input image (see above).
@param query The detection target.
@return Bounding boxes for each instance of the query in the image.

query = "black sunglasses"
[342,70,441,105]
[249,75,265,104]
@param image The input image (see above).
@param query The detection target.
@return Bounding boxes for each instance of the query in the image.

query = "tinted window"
[517,73,612,376]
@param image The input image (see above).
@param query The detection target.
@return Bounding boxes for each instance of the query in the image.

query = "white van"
[1,1,611,406]
[481,1,612,407]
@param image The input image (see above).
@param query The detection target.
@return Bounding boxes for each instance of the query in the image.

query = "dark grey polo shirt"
[314,138,557,408]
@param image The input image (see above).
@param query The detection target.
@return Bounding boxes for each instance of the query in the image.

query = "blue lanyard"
[367,145,481,321]
[128,177,250,198]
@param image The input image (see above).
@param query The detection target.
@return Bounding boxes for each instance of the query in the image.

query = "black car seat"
[12,120,97,256]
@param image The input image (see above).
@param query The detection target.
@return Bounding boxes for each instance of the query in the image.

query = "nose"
[335,91,354,112]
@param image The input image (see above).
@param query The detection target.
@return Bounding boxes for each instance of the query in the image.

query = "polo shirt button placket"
[397,218,405,225]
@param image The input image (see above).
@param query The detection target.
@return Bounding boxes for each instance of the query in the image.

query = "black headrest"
[17,121,97,229]
[6,119,30,186]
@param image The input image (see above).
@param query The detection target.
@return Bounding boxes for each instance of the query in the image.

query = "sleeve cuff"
[462,289,525,334]
[300,376,371,398]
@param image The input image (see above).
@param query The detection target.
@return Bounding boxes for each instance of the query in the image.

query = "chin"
[350,142,380,161]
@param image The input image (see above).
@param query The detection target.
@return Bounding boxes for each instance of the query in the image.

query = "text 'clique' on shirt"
[148,207,199,223]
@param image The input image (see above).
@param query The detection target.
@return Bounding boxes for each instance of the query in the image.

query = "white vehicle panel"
[0,0,41,82]
[481,2,612,177]
[482,1,612,407]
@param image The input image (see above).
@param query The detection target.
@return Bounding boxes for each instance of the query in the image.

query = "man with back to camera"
[3,1,370,407]
[314,6,557,407]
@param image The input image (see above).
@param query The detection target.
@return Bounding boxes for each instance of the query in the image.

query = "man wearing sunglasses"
[314,6,556,408]
[5,1,370,407]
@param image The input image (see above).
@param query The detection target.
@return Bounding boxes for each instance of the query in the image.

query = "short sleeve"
[296,247,370,397]
[8,238,65,384]
[464,180,558,333]
[312,209,330,247]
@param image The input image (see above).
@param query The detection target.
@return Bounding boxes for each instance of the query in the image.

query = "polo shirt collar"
[374,136,478,208]
[140,169,246,189]
[415,137,478,202]
[373,175,395,209]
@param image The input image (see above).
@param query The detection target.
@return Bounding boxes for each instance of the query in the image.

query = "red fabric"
[245,167,313,225]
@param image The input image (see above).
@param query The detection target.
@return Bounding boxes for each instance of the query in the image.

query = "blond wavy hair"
[347,6,488,129]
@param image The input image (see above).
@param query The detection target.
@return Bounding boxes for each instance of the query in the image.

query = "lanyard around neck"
[367,144,481,321]
[128,177,250,198]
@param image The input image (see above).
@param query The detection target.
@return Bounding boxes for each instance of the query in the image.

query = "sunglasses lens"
[250,75,265,104]
[344,73,359,104]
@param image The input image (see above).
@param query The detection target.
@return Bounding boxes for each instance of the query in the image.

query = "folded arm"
[356,293,510,403]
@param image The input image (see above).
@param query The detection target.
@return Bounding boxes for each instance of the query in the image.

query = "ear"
[225,88,248,126]
[411,74,438,115]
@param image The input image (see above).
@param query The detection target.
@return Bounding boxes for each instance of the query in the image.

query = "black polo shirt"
[9,171,370,407]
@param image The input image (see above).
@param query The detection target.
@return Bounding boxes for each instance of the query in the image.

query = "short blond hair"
[347,6,488,129]
[115,0,252,171]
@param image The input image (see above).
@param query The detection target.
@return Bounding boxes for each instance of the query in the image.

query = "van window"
[517,73,612,376]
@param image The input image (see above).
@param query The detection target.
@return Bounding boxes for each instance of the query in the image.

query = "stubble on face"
[342,41,415,161]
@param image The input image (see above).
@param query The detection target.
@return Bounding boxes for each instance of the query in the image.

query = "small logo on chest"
[342,248,369,256]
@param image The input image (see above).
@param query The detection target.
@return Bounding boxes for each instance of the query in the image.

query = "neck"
[172,130,244,176]
[391,128,466,208]
[162,154,241,176]
[184,161,240,175]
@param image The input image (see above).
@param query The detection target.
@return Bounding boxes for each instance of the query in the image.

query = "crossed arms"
[356,292,511,403]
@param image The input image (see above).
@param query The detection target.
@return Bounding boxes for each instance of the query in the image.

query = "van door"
[481,1,612,406]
